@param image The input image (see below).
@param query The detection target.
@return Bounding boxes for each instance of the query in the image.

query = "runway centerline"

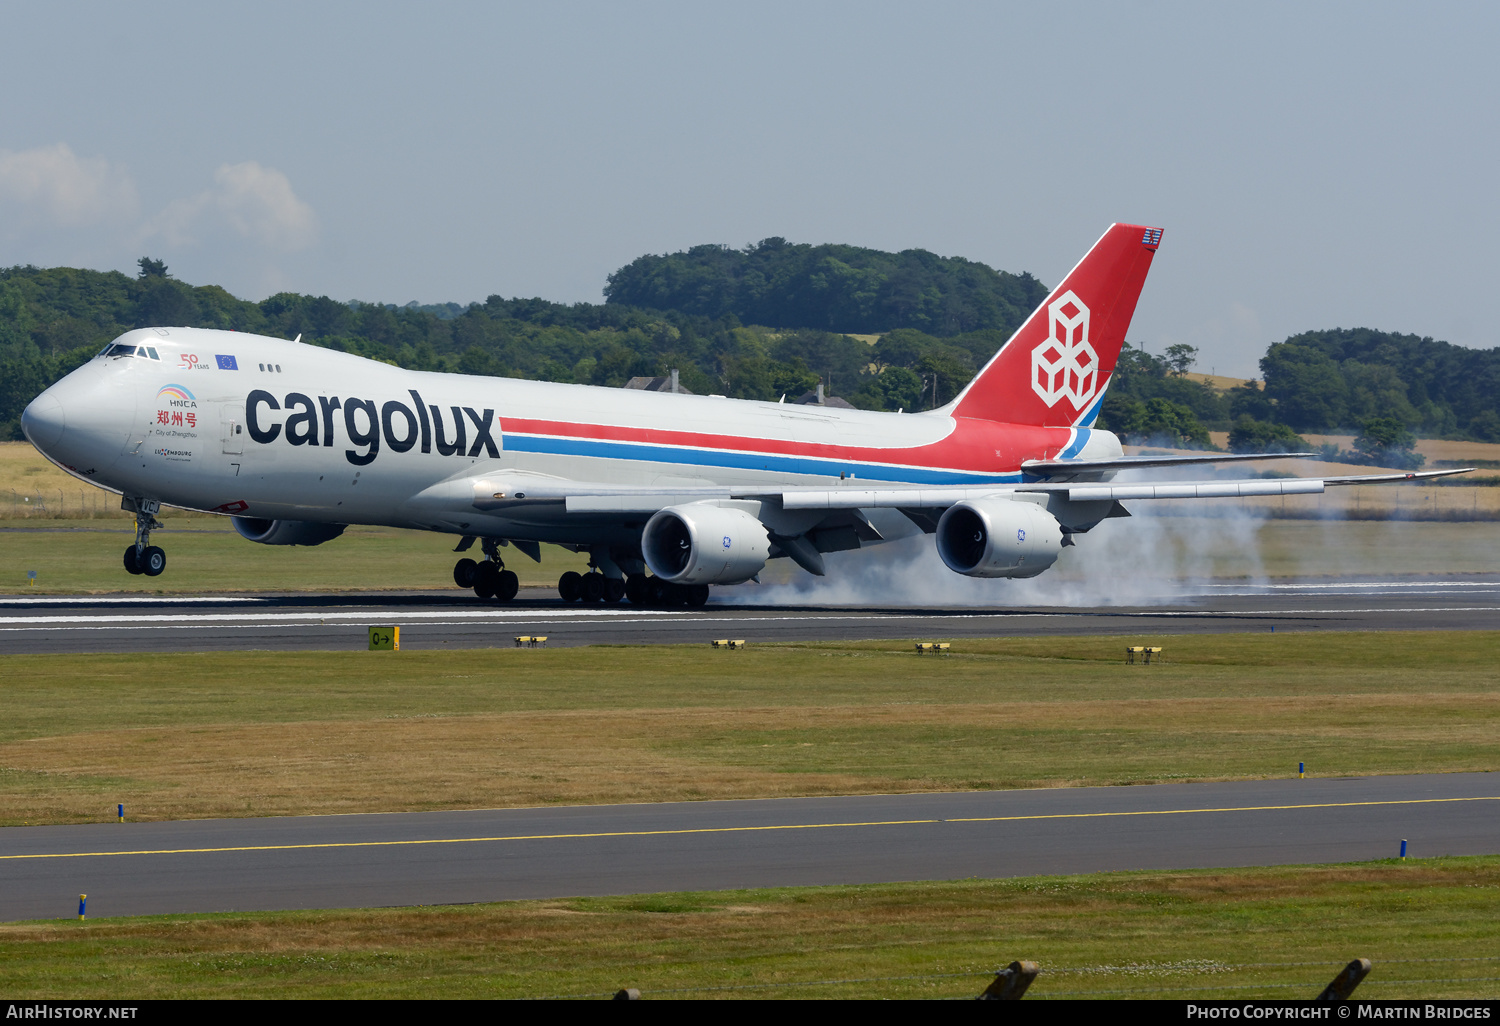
[11,794,1496,863]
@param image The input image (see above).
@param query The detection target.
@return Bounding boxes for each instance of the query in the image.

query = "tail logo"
[1030,290,1099,409]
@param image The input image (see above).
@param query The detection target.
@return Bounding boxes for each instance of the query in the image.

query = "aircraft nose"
[21,390,66,453]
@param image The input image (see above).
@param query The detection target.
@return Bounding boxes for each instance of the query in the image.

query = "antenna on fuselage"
[293,334,302,343]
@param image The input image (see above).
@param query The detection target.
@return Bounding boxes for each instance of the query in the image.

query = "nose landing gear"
[121,497,166,577]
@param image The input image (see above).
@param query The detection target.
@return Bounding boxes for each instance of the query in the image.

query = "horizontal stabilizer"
[1022,452,1317,475]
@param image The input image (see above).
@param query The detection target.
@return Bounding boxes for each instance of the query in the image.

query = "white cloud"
[152,161,318,251]
[0,143,139,227]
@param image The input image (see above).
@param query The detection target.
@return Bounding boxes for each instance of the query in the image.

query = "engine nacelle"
[642,504,770,585]
[232,517,348,546]
[935,498,1063,579]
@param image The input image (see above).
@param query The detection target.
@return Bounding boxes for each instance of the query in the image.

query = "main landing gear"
[121,497,166,577]
[559,571,707,608]
[556,570,625,604]
[453,538,518,602]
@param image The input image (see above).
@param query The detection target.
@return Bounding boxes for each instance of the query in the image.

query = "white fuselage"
[24,326,1123,551]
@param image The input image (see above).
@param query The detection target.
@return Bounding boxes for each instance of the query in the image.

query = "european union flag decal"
[215,354,238,370]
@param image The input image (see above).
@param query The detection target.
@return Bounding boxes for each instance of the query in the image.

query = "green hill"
[604,237,1049,338]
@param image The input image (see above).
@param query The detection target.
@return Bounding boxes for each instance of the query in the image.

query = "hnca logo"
[156,384,197,408]
[1030,290,1099,409]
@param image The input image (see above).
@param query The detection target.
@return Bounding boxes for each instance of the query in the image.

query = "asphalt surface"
[1,576,1498,653]
[3,774,1495,921]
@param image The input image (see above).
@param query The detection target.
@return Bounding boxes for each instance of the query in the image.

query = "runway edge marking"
[6,795,1497,861]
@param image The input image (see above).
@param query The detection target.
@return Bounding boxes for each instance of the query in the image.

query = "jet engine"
[642,504,770,585]
[232,517,348,546]
[935,498,1063,579]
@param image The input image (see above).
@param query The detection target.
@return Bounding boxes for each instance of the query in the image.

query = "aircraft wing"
[412,466,1471,515]
[777,468,1473,509]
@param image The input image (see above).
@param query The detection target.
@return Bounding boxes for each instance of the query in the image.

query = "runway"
[2,773,1495,921]
[0,576,1497,653]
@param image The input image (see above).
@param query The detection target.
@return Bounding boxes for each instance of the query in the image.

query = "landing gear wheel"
[624,574,649,606]
[581,572,606,603]
[123,546,143,575]
[685,584,709,608]
[495,569,519,603]
[604,577,626,604]
[558,571,582,603]
[141,546,166,577]
[453,558,478,589]
[646,576,671,606]
[473,561,499,599]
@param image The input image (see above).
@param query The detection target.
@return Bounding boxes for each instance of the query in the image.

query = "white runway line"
[0,608,681,626]
[2,606,1499,633]
[1203,581,1500,592]
[0,595,266,606]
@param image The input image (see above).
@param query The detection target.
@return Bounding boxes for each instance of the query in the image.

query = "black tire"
[624,574,649,605]
[685,584,710,608]
[453,558,478,589]
[558,571,582,603]
[604,577,626,604]
[141,546,166,577]
[473,561,499,599]
[581,572,606,603]
[123,546,142,575]
[496,570,519,603]
[646,576,670,606]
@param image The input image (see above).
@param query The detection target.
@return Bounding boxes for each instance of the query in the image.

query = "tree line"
[3,253,1498,472]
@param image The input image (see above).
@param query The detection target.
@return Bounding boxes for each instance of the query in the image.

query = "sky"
[1,1,1496,377]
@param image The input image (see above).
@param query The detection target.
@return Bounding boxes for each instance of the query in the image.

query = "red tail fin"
[949,223,1161,427]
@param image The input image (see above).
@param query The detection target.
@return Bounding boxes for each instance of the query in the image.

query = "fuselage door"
[221,402,244,455]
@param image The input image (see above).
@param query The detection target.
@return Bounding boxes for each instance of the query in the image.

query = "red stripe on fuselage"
[501,416,1070,475]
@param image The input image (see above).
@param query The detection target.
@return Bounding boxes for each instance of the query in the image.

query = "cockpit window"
[97,343,161,359]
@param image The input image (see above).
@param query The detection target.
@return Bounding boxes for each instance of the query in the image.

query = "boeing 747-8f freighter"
[19,224,1463,605]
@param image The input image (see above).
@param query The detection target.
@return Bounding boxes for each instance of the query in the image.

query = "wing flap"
[1065,479,1325,501]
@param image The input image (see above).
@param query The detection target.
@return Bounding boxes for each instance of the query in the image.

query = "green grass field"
[4,516,1500,595]
[3,858,1497,998]
[0,520,590,593]
[2,633,1496,825]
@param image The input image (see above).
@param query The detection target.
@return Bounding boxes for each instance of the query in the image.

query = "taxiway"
[2,773,1494,921]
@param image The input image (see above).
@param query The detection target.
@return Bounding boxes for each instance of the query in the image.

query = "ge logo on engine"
[1017,528,1026,542]
[722,536,732,549]
[1030,290,1100,409]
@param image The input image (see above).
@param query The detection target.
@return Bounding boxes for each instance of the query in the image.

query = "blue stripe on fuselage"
[1059,427,1091,459]
[502,433,1021,485]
